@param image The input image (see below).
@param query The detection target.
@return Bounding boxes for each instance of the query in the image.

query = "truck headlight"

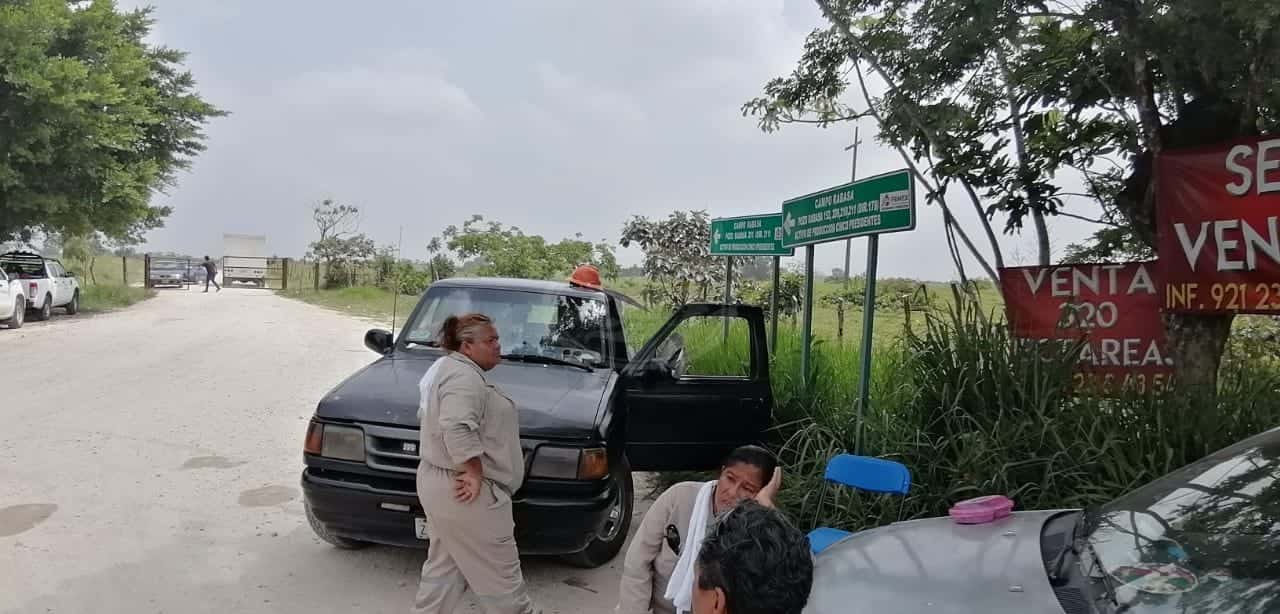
[529,446,609,480]
[303,421,366,462]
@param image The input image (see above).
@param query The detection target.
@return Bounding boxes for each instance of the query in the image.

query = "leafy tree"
[441,215,615,281]
[745,0,1280,388]
[0,0,224,243]
[619,210,737,307]
[306,200,373,287]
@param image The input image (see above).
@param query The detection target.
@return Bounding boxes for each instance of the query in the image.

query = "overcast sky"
[125,0,1099,281]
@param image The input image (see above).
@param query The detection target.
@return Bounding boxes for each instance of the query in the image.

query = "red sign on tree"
[999,262,1175,394]
[1156,136,1280,314]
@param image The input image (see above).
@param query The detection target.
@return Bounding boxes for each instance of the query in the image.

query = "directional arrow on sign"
[783,213,796,236]
[713,230,721,244]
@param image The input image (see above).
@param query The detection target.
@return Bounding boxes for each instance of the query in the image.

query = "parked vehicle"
[301,276,772,567]
[803,426,1280,614]
[0,251,80,320]
[184,264,208,284]
[222,234,267,287]
[148,259,188,287]
[0,267,26,329]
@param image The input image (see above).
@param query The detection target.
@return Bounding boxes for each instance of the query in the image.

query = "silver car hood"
[804,510,1072,614]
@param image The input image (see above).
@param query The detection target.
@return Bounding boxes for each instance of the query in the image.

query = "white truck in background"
[222,234,268,287]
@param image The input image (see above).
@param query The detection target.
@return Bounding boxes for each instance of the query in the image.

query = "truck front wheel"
[563,454,634,568]
[305,500,370,550]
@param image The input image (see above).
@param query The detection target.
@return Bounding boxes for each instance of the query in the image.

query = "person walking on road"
[202,256,221,293]
[413,313,538,614]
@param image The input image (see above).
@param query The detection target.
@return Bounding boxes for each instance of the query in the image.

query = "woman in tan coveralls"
[616,446,781,614]
[413,313,537,614]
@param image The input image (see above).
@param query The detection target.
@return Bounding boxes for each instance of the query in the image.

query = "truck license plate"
[414,518,428,540]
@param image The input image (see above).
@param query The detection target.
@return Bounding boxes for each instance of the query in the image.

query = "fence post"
[143,254,151,289]
[122,256,128,286]
[313,261,320,291]
[281,258,289,290]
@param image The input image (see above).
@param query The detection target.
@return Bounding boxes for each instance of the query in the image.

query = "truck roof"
[433,277,610,301]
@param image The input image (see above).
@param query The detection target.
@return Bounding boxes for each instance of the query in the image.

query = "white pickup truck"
[0,266,26,329]
[0,251,81,321]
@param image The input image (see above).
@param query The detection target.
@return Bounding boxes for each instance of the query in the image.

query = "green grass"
[76,256,147,287]
[279,286,419,323]
[80,285,154,312]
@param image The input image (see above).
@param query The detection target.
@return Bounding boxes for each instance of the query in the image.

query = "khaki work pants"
[413,465,537,614]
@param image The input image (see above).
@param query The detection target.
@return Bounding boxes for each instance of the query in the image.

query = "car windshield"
[402,286,610,367]
[152,261,185,271]
[1086,428,1280,612]
[0,259,46,278]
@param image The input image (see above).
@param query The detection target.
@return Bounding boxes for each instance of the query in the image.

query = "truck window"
[403,287,610,367]
[658,315,753,378]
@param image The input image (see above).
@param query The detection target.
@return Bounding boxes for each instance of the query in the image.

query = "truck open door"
[619,303,772,471]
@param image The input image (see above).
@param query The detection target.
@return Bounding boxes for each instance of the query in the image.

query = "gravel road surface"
[0,290,644,613]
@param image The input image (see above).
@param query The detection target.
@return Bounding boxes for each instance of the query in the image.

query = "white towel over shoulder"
[664,480,716,614]
[416,358,444,421]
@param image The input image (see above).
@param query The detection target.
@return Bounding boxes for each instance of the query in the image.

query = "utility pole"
[842,124,861,288]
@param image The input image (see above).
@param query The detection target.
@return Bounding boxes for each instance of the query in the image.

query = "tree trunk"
[1165,313,1234,390]
[1110,1,1240,393]
[996,44,1050,265]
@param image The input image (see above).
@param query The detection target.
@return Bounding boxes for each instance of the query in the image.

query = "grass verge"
[278,287,419,323]
[80,285,155,313]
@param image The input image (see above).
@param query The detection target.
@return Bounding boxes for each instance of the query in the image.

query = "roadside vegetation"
[80,285,154,313]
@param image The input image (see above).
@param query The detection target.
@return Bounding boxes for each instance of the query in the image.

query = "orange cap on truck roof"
[568,264,604,290]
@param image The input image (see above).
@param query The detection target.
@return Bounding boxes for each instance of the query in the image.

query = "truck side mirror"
[364,329,393,354]
[639,358,671,385]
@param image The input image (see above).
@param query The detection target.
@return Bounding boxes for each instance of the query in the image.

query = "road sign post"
[781,169,915,434]
[769,257,780,354]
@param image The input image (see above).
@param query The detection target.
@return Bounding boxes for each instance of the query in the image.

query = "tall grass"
[771,291,1280,533]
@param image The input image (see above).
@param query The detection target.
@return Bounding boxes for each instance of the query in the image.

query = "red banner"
[1156,136,1280,314]
[1000,262,1175,394]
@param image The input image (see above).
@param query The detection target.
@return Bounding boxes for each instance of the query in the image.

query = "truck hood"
[315,354,610,438]
[804,511,1067,614]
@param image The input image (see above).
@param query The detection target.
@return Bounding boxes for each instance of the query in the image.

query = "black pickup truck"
[301,277,772,567]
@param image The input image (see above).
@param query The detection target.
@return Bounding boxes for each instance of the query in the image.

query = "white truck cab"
[0,251,81,321]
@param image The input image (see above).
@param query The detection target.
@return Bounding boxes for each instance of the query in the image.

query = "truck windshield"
[1085,428,1280,612]
[403,286,610,367]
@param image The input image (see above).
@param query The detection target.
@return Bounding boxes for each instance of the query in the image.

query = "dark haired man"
[616,445,782,614]
[693,499,813,614]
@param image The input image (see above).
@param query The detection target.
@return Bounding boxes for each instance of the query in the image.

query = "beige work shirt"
[617,481,710,614]
[418,352,525,496]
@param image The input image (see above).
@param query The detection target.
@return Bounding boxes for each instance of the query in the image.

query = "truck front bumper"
[301,465,616,554]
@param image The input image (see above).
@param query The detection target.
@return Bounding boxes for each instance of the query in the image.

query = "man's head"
[693,500,813,614]
[203,256,210,262]
[714,445,777,514]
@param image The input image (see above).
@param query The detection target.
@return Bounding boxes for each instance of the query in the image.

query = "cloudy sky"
[125,0,1099,281]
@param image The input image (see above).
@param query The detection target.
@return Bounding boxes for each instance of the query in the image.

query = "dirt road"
[0,290,642,613]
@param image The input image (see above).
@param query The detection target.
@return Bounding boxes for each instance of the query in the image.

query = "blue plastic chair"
[808,454,912,555]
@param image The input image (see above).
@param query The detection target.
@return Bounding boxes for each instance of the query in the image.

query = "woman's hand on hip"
[454,458,484,504]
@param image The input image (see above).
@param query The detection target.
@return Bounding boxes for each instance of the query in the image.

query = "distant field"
[278,286,420,326]
[278,273,997,349]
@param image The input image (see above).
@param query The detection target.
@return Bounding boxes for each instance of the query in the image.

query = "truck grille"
[359,423,533,475]
[362,424,421,475]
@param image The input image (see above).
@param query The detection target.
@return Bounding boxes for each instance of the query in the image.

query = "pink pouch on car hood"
[949,495,1014,524]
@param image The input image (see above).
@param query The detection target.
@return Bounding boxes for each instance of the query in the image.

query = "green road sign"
[710,213,795,256]
[781,169,915,247]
